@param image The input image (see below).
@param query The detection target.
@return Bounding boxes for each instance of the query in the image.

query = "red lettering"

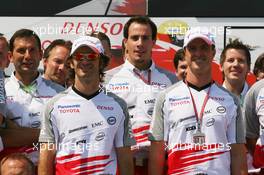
[61,22,74,34]
[61,21,123,35]
[171,101,190,106]
[59,108,80,113]
[101,23,110,33]
[110,23,123,35]
[97,105,114,110]
[86,22,99,33]
[76,22,86,34]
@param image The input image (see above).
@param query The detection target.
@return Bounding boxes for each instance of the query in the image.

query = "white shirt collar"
[123,59,155,73]
[11,71,42,89]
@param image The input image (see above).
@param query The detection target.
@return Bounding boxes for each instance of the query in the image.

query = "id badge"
[193,131,205,144]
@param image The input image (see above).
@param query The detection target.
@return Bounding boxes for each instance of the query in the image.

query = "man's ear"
[212,47,216,57]
[8,51,14,63]
[210,47,216,62]
[6,51,11,66]
[39,49,43,61]
[43,58,48,70]
[69,59,74,69]
[123,38,128,49]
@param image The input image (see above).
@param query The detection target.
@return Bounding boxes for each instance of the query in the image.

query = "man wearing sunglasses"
[38,35,135,175]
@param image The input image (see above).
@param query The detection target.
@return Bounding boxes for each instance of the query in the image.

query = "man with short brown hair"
[105,16,177,174]
[149,27,247,175]
[43,39,71,87]
[4,29,64,164]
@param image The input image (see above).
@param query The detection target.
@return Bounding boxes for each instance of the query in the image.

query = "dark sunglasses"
[73,53,99,61]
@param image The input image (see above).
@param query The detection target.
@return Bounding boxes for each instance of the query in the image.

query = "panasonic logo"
[58,104,80,109]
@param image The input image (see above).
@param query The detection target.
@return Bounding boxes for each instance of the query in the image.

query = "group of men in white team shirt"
[0,16,264,175]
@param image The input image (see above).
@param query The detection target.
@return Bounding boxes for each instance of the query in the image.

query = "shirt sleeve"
[39,101,58,143]
[0,70,6,117]
[149,90,167,141]
[114,96,136,148]
[0,136,3,151]
[227,98,245,144]
[244,83,263,139]
[255,88,264,138]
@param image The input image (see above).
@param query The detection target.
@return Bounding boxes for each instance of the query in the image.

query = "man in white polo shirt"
[244,79,264,173]
[149,27,247,175]
[4,29,65,163]
[105,16,177,174]
[38,35,134,175]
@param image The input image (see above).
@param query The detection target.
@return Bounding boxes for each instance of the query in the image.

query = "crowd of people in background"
[0,16,264,175]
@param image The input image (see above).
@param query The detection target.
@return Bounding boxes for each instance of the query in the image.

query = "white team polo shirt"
[245,79,264,168]
[150,81,245,175]
[5,72,65,128]
[105,60,177,148]
[39,87,135,174]
[4,72,64,163]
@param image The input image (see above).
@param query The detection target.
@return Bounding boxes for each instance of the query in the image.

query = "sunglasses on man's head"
[73,53,99,61]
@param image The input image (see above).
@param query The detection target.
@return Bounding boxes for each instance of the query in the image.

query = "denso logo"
[61,22,123,35]
[58,104,80,113]
[97,105,114,110]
